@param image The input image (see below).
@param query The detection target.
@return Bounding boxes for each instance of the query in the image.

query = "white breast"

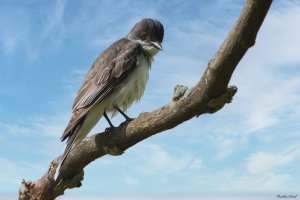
[110,54,151,114]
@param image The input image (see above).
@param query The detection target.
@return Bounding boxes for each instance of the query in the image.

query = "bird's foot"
[120,117,135,127]
[104,126,120,133]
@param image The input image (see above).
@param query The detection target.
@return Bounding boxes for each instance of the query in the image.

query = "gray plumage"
[54,18,164,180]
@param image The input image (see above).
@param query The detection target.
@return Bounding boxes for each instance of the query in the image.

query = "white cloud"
[0,6,29,56]
[246,145,300,174]
[0,122,36,137]
[0,158,20,185]
[42,0,67,38]
[189,158,205,169]
[189,169,292,193]
[133,143,192,176]
[61,69,86,93]
[93,142,205,180]
[0,112,69,140]
[123,176,139,186]
[2,37,17,55]
[0,0,68,59]
[245,76,299,133]
[252,3,300,67]
[215,138,238,159]
[223,173,291,192]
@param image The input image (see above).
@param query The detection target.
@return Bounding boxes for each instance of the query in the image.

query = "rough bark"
[19,0,273,199]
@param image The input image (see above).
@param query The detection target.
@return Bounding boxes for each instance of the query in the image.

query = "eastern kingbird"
[54,18,164,179]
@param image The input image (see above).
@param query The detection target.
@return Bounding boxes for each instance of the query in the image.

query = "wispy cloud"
[42,0,67,38]
[1,37,17,55]
[0,4,30,56]
[221,172,291,192]
[188,169,292,193]
[246,145,300,174]
[61,69,86,93]
[123,175,140,186]
[0,158,20,185]
[249,3,300,68]
[87,142,206,189]
[0,0,68,60]
[0,113,68,138]
[132,143,192,176]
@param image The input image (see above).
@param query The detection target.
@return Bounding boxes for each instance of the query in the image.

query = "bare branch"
[19,0,273,199]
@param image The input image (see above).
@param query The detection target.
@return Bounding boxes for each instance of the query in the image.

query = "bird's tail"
[54,122,83,180]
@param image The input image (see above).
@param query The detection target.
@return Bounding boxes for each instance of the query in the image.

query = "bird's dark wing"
[60,38,142,141]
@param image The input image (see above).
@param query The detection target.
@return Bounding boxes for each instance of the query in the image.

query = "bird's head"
[128,18,164,56]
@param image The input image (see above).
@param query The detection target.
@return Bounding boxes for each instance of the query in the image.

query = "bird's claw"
[120,118,135,127]
[104,126,121,133]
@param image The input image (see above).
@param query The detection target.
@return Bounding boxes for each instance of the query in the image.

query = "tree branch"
[19,0,273,199]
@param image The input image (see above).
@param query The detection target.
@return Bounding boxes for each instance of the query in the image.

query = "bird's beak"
[150,41,163,51]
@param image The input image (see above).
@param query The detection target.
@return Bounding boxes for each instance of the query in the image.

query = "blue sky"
[1,0,300,199]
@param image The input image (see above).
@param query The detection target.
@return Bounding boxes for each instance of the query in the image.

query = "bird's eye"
[141,32,147,40]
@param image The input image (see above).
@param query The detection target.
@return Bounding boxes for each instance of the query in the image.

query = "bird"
[54,18,164,180]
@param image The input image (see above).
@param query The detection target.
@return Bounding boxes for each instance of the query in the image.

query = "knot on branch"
[19,180,36,200]
[206,86,238,113]
[172,84,191,102]
[103,145,124,156]
[54,170,84,197]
